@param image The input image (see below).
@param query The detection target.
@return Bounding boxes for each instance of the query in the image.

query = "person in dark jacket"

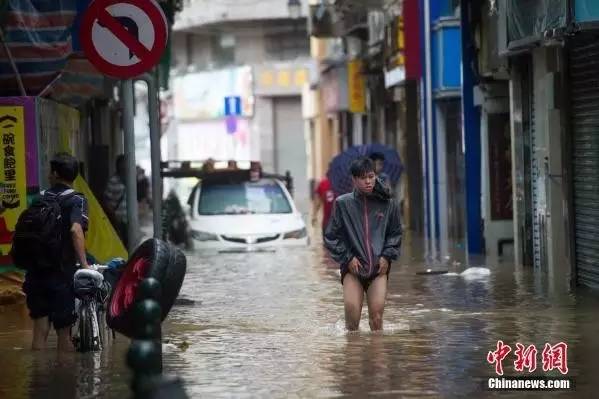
[324,157,402,331]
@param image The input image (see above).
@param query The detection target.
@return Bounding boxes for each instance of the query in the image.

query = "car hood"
[191,213,305,236]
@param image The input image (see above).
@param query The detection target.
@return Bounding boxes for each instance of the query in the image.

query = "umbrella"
[327,144,403,195]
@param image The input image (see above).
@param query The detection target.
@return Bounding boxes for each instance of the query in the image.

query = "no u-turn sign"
[80,0,168,79]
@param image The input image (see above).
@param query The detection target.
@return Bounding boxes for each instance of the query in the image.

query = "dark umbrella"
[327,144,403,195]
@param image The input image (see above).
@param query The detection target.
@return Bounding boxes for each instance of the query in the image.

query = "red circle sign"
[80,0,168,79]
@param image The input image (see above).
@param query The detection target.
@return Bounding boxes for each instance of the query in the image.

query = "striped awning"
[0,0,109,106]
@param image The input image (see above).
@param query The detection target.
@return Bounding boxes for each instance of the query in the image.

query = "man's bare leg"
[32,317,50,350]
[57,327,75,352]
[366,275,388,331]
[343,274,364,331]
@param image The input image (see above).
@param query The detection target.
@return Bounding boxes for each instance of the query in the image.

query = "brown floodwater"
[1,235,598,398]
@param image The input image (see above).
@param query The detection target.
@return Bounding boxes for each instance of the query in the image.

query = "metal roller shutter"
[570,40,599,288]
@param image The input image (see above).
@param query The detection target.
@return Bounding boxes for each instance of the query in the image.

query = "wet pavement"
[1,234,599,398]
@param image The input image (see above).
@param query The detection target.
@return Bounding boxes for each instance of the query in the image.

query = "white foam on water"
[460,267,491,282]
[460,267,491,276]
[407,309,432,315]
[318,319,411,336]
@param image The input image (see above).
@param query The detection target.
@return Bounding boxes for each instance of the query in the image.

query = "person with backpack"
[12,153,90,351]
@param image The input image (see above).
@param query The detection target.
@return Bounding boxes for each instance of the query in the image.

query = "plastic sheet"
[506,0,566,43]
[0,1,77,94]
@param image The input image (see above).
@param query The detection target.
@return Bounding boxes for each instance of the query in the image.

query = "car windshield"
[198,180,293,215]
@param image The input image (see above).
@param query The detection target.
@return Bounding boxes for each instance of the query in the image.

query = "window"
[211,34,236,67]
[441,0,460,17]
[265,31,309,61]
[199,180,292,215]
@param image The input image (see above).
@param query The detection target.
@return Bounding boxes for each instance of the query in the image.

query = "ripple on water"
[1,243,598,398]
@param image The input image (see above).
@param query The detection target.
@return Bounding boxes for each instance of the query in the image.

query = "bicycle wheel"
[78,305,95,352]
[97,309,111,348]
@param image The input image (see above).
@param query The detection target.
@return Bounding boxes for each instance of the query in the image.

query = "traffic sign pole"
[121,79,139,252]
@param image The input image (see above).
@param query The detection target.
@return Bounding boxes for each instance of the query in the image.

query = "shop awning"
[0,0,109,106]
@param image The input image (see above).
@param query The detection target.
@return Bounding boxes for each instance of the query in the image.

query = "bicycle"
[72,264,114,352]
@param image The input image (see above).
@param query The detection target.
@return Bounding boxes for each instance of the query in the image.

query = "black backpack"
[11,189,76,271]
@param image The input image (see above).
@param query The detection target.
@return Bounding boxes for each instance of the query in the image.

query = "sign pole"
[144,73,163,238]
[121,79,140,251]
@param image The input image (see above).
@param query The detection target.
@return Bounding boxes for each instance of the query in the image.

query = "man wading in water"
[324,157,402,331]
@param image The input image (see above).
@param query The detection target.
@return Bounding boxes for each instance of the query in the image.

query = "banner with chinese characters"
[348,60,366,114]
[0,106,27,263]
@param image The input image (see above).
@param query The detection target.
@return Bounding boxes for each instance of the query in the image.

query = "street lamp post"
[288,0,302,19]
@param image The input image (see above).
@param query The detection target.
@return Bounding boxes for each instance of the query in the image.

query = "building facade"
[489,0,599,290]
[169,0,313,216]
[308,0,425,233]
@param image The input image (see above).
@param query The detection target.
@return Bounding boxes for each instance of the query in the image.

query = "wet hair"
[369,152,385,162]
[350,157,375,178]
[50,152,79,183]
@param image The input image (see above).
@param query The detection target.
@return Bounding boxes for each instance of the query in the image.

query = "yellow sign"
[0,106,27,234]
[395,16,406,68]
[348,60,366,114]
[73,176,128,263]
[260,71,275,87]
[277,70,291,87]
[294,69,308,86]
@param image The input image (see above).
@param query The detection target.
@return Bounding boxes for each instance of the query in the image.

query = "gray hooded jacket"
[324,178,402,280]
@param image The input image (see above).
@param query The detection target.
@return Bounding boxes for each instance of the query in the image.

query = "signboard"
[348,60,365,113]
[321,64,349,113]
[384,66,406,88]
[173,66,254,120]
[254,63,309,96]
[80,0,168,79]
[0,106,27,261]
[224,96,242,116]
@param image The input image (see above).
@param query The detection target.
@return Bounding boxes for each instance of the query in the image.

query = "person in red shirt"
[312,176,336,238]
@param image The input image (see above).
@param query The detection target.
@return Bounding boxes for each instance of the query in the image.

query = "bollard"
[127,277,163,394]
[126,277,189,398]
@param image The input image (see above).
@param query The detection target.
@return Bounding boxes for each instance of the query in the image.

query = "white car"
[188,171,309,251]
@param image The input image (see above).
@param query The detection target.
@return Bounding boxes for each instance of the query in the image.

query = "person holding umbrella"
[324,156,402,331]
[369,152,390,187]
[327,144,403,196]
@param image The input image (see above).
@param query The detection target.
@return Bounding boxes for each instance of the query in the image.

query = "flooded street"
[2,236,599,398]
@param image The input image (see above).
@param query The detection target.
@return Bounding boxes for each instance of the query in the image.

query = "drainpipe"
[121,79,140,252]
[424,0,436,252]
[136,73,163,239]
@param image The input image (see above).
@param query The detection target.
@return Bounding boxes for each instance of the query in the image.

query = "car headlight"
[191,230,219,241]
[283,228,307,239]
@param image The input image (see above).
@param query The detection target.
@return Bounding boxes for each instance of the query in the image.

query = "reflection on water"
[1,236,599,398]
